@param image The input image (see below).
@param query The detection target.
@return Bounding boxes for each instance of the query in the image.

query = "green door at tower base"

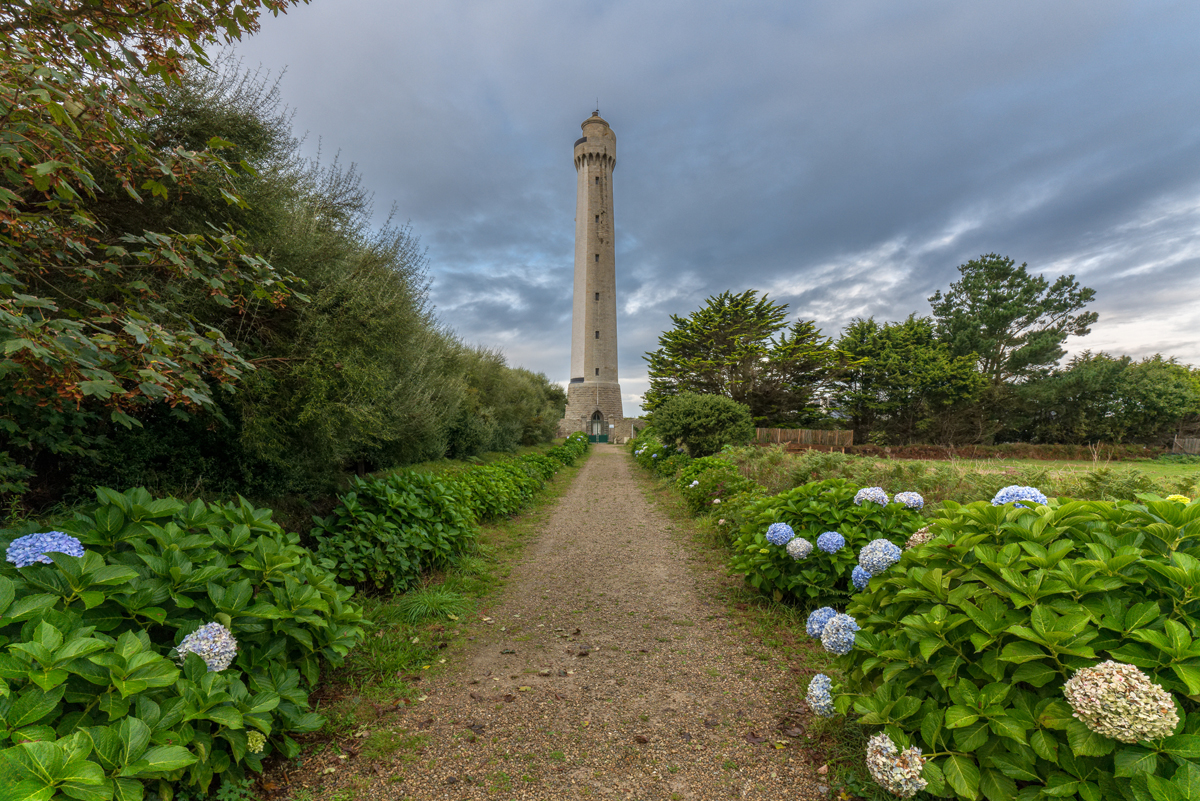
[588,434,608,443]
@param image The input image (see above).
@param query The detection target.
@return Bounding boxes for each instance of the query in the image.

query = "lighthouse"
[559,112,629,442]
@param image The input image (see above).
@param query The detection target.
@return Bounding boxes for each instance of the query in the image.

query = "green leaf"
[980,767,1016,801]
[0,781,56,801]
[1163,734,1200,758]
[943,754,981,799]
[120,746,196,776]
[1115,746,1159,777]
[1066,718,1115,757]
[1012,660,1058,688]
[7,687,65,729]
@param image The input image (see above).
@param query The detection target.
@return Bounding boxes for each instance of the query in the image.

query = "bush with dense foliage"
[651,392,755,457]
[833,496,1200,801]
[310,472,477,593]
[728,479,925,604]
[0,487,365,798]
[313,435,589,592]
[676,457,755,515]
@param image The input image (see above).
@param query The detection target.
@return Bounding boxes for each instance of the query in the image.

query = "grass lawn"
[906,457,1200,479]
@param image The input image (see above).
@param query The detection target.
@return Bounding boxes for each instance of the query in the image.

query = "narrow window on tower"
[595,177,599,185]
[595,368,599,376]
[594,253,599,262]
[594,292,599,301]
[594,331,599,339]
[595,215,599,224]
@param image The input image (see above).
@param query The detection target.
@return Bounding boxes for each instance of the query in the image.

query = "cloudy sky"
[235,1,1200,416]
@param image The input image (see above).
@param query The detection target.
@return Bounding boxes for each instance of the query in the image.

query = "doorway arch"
[588,410,608,443]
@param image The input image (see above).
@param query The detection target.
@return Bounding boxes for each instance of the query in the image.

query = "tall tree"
[643,290,845,426]
[0,1,307,494]
[929,254,1098,385]
[833,315,984,445]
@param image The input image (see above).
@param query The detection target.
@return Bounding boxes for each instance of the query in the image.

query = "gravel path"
[294,445,826,800]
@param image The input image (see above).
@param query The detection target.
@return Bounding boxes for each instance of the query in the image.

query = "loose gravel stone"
[276,445,825,800]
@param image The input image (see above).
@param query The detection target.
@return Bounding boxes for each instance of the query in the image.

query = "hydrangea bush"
[674,457,754,515]
[833,496,1200,801]
[0,487,366,797]
[729,479,925,603]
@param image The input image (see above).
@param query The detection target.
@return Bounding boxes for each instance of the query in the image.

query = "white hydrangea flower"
[1063,661,1178,743]
[786,537,813,561]
[865,733,927,798]
[175,622,238,672]
[905,527,933,549]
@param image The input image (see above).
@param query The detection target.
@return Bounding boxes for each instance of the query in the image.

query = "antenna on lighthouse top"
[595,98,600,116]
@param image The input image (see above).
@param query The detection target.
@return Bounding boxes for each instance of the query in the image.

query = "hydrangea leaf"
[1114,746,1159,777]
[942,754,981,798]
[1066,717,1116,757]
[1162,734,1200,758]
[980,767,1017,801]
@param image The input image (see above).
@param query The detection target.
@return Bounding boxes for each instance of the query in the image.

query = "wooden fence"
[754,428,853,447]
[1174,436,1200,455]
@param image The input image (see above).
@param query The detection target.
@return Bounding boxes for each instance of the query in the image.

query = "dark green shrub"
[728,479,925,604]
[311,471,477,592]
[0,488,366,797]
[632,433,672,470]
[548,432,589,467]
[677,457,754,515]
[834,497,1200,801]
[651,392,754,457]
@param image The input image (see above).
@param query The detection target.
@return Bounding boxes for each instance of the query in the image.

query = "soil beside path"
[298,445,826,801]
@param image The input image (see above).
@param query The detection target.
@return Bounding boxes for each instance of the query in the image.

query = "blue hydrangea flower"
[651,453,658,459]
[5,531,85,568]
[859,539,902,576]
[851,565,872,591]
[807,673,836,717]
[854,487,889,506]
[991,485,1048,508]
[816,531,845,554]
[821,613,860,655]
[893,491,924,510]
[175,622,238,672]
[786,538,813,561]
[765,522,795,546]
[806,607,838,638]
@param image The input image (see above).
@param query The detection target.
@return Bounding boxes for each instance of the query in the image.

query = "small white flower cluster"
[786,537,813,561]
[247,730,266,754]
[905,527,933,549]
[854,487,889,506]
[712,497,720,504]
[893,491,924,510]
[1063,660,1178,743]
[859,539,902,576]
[689,480,700,488]
[175,622,238,672]
[991,485,1048,508]
[806,673,835,717]
[865,733,927,798]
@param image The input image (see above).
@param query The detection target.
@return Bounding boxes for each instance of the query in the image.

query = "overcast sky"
[235,1,1200,416]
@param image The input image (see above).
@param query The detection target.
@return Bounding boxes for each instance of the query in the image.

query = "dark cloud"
[236,0,1200,414]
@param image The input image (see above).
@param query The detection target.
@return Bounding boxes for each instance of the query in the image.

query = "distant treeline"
[645,280,1199,447]
[1,60,564,509]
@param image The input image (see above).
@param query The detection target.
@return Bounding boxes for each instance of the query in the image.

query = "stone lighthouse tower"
[559,112,628,442]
